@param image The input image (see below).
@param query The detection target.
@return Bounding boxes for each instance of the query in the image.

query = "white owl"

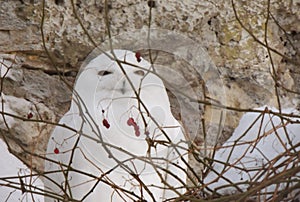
[44,50,188,202]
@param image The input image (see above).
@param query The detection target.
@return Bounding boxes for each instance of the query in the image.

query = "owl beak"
[120,80,126,94]
[120,87,126,94]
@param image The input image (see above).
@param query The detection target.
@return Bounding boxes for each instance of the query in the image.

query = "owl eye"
[98,70,112,76]
[134,70,145,76]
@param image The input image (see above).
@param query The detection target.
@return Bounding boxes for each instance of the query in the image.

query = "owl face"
[95,62,148,96]
[93,50,155,97]
[87,50,164,112]
[72,50,152,117]
[83,50,173,139]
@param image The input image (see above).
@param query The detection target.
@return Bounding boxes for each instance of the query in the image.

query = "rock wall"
[0,0,299,173]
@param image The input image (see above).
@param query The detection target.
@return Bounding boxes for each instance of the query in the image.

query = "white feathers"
[44,50,188,201]
[204,107,300,198]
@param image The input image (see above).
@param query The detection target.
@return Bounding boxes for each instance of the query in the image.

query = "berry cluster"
[127,117,140,137]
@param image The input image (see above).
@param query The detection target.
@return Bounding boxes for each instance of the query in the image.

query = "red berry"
[102,119,110,129]
[135,129,141,137]
[54,148,59,154]
[127,117,135,126]
[135,52,141,63]
[27,112,33,119]
[134,125,140,137]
